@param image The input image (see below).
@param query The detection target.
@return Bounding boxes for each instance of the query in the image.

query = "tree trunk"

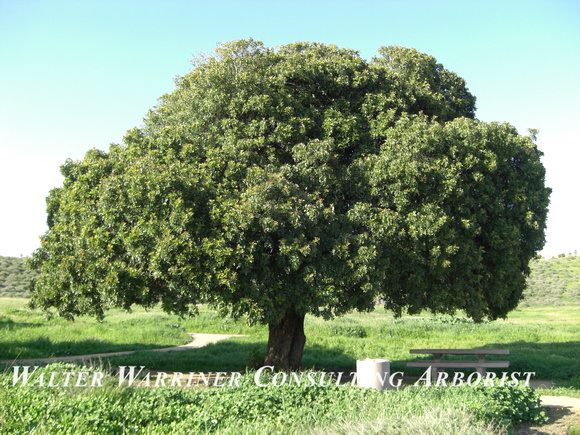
[264,306,306,370]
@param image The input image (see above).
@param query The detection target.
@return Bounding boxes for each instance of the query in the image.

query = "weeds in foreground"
[0,364,546,434]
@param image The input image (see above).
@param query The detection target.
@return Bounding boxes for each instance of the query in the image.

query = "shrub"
[474,386,547,426]
[329,325,367,338]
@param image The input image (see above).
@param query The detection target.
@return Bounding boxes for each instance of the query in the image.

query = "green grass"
[299,308,580,381]
[1,298,199,360]
[2,299,579,385]
[539,386,580,398]
[2,299,576,434]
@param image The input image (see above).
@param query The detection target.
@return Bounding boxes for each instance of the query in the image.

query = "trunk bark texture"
[264,306,306,370]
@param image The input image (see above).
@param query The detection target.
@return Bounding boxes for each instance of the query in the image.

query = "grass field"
[1,298,578,433]
[2,298,579,384]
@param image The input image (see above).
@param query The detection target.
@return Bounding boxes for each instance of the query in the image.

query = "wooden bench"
[406,349,510,379]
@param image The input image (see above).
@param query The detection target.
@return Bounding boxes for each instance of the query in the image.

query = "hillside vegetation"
[1,254,579,304]
[521,254,580,306]
[0,256,38,297]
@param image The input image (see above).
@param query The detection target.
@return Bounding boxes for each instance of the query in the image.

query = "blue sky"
[1,0,579,258]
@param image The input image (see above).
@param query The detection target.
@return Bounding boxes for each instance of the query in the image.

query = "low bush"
[329,325,367,338]
[475,386,547,427]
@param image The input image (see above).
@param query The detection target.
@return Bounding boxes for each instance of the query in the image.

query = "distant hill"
[0,256,38,297]
[1,254,579,304]
[521,254,580,306]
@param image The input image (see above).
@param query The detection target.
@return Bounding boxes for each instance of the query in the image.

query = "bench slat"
[410,349,509,355]
[406,361,510,368]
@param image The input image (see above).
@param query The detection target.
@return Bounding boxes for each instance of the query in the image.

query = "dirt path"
[0,333,243,365]
[540,396,580,410]
[514,396,580,434]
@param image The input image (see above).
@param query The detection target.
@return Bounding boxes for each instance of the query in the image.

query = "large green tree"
[29,40,550,368]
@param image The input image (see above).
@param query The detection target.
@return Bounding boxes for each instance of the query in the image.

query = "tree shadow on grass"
[0,337,269,373]
[302,342,357,370]
[0,316,40,330]
[491,340,580,380]
[52,339,580,383]
[0,336,359,375]
[2,333,578,386]
[302,339,579,382]
[0,336,196,365]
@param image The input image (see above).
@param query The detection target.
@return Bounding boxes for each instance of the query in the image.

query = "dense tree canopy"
[30,39,550,368]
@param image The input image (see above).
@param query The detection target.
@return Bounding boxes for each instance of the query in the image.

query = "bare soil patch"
[514,396,580,434]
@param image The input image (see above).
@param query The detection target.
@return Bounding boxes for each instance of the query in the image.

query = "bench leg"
[431,354,442,381]
[477,355,486,377]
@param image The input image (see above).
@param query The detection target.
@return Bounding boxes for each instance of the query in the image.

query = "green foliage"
[0,256,38,297]
[374,45,477,122]
[475,386,547,426]
[566,374,580,389]
[28,39,550,365]
[8,254,580,308]
[0,364,547,434]
[329,324,367,338]
[7,254,580,312]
